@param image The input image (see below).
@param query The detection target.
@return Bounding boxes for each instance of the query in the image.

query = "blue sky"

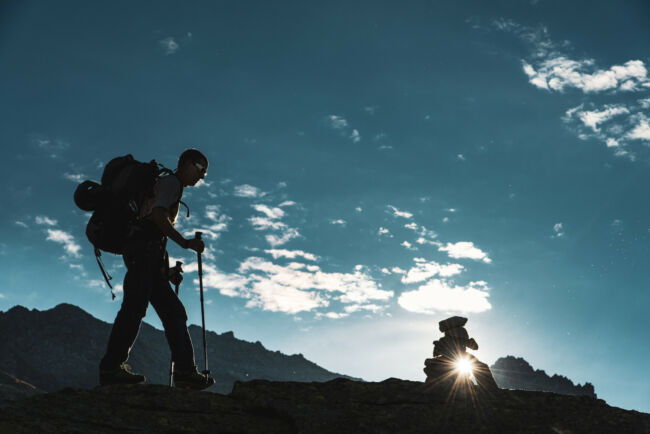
[1,0,649,412]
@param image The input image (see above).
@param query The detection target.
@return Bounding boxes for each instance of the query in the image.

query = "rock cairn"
[423,316,499,391]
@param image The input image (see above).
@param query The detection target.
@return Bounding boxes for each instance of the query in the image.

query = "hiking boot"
[99,364,146,386]
[173,367,215,390]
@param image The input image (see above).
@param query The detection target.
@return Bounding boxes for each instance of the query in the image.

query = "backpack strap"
[94,247,115,300]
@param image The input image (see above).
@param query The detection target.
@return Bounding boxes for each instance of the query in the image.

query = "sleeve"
[151,176,181,211]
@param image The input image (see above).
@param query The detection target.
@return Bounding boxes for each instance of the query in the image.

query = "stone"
[444,326,469,339]
[438,316,467,332]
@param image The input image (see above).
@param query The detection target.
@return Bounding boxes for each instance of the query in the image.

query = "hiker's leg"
[100,241,155,370]
[151,277,196,371]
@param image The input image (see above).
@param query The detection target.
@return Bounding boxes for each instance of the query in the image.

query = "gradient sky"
[1,0,649,412]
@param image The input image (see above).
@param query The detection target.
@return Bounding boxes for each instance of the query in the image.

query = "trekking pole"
[196,232,211,383]
[168,261,183,387]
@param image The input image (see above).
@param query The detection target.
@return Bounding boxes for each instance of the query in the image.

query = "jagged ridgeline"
[0,304,355,394]
[490,355,596,398]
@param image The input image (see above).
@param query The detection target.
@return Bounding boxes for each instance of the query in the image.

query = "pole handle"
[195,231,202,240]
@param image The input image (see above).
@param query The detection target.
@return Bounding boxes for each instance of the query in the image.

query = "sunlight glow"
[455,357,473,376]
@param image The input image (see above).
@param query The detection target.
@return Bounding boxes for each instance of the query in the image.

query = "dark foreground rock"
[1,378,648,433]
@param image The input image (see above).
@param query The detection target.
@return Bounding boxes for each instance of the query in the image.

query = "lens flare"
[455,357,473,376]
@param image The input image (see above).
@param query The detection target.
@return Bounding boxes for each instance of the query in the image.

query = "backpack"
[74,154,174,298]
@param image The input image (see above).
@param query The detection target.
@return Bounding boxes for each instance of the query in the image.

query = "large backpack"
[74,154,174,298]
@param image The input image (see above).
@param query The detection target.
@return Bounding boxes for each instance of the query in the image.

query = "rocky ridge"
[0,378,647,433]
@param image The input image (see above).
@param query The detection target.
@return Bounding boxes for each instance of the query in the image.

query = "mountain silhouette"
[0,304,353,394]
[491,355,596,398]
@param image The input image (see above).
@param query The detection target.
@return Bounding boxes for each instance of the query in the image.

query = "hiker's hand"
[186,238,205,253]
[169,269,183,286]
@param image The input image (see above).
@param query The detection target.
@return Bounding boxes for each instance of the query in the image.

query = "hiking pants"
[100,238,195,371]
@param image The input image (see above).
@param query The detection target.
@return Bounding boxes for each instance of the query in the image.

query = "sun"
[455,357,473,376]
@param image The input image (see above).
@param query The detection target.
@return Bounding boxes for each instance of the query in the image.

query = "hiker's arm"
[150,208,205,253]
[151,207,187,247]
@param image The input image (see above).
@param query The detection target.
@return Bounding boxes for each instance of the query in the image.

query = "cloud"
[627,118,650,140]
[186,256,393,315]
[388,205,413,219]
[328,115,348,129]
[35,215,58,226]
[279,201,296,207]
[495,20,650,160]
[401,258,464,284]
[553,222,565,238]
[327,115,361,144]
[45,229,82,258]
[401,241,417,251]
[398,279,491,314]
[405,222,419,231]
[391,267,406,274]
[355,207,363,212]
[234,184,265,198]
[29,133,69,158]
[188,204,231,240]
[266,228,300,247]
[378,227,391,236]
[265,249,318,261]
[63,172,86,183]
[438,241,492,263]
[159,37,179,55]
[252,204,284,219]
[15,221,28,228]
[330,219,346,226]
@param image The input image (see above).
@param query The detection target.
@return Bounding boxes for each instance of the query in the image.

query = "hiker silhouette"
[98,148,214,390]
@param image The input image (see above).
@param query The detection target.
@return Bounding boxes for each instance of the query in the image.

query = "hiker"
[99,148,215,390]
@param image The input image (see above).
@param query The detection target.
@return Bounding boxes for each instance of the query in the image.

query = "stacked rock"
[423,316,499,392]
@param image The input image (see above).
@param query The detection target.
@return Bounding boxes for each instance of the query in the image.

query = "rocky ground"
[0,378,647,433]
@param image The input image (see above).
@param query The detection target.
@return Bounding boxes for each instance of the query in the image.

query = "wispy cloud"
[330,219,346,226]
[185,256,393,315]
[35,215,58,226]
[553,222,565,238]
[63,172,86,183]
[326,114,361,144]
[401,258,464,284]
[398,279,491,314]
[265,249,317,261]
[46,229,82,258]
[493,19,650,160]
[438,241,491,263]
[401,241,417,251]
[29,133,69,158]
[234,184,266,198]
[159,37,179,55]
[265,229,300,247]
[15,221,28,229]
[387,205,413,219]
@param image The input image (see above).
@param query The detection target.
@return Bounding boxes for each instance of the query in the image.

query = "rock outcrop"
[491,356,597,398]
[0,379,647,433]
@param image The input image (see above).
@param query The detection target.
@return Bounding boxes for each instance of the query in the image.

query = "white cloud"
[15,221,28,228]
[577,106,630,132]
[279,201,296,207]
[330,219,346,226]
[252,204,284,219]
[401,241,417,250]
[401,258,464,284]
[0,293,4,299]
[328,115,348,129]
[159,37,179,55]
[234,184,265,198]
[404,222,419,231]
[266,228,300,247]
[438,241,492,263]
[355,207,363,212]
[627,118,650,141]
[381,268,391,274]
[398,279,491,314]
[553,222,565,238]
[265,249,317,261]
[249,217,287,231]
[391,267,406,274]
[35,215,57,226]
[378,227,391,236]
[388,205,413,219]
[350,129,361,143]
[457,154,466,161]
[63,172,86,183]
[46,229,82,258]
[29,133,69,158]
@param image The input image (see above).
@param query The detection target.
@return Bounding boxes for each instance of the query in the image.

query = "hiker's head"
[177,148,208,187]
